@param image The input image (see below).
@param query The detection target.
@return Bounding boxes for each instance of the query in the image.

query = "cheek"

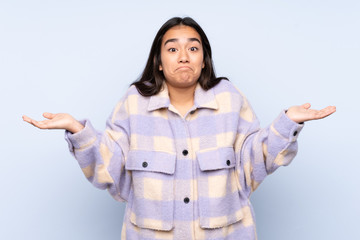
[160,55,171,71]
[196,60,205,72]
[160,62,173,79]
[193,54,204,69]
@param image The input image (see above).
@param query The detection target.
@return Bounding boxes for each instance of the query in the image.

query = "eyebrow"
[164,37,201,46]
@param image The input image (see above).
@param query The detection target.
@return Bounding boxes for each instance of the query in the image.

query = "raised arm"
[22,94,133,203]
[237,99,336,196]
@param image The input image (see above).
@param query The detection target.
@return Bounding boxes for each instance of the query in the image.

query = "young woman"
[23,17,336,240]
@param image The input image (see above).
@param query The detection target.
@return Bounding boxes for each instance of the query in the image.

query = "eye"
[168,48,177,52]
[189,47,198,51]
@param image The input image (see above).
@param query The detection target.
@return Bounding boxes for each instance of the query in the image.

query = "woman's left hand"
[286,103,336,124]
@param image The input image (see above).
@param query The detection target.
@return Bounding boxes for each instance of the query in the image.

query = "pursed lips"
[176,66,192,71]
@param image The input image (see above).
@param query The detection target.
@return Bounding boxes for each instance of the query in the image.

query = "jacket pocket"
[196,147,245,229]
[125,150,176,231]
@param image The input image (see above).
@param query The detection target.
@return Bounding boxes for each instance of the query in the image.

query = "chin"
[165,74,200,89]
[176,80,198,88]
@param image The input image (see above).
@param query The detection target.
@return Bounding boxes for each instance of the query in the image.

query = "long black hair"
[132,17,228,96]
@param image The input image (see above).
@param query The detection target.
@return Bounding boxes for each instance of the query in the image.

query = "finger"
[315,106,336,119]
[23,115,54,129]
[22,115,42,127]
[43,112,55,119]
[322,106,336,117]
[22,115,33,123]
[24,117,40,128]
[30,119,49,129]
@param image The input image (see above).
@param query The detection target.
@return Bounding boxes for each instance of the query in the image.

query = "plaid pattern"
[65,80,303,239]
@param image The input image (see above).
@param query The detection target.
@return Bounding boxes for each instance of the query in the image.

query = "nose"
[178,49,189,63]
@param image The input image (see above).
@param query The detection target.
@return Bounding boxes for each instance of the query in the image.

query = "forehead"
[162,25,201,43]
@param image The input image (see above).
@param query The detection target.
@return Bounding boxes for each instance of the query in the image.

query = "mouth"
[176,66,192,71]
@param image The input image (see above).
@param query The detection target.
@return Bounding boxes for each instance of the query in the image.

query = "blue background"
[1,0,359,239]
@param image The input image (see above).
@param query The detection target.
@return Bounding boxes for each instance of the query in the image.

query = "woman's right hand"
[22,112,84,134]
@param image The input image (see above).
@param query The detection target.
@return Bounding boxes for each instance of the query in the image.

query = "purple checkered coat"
[65,79,303,239]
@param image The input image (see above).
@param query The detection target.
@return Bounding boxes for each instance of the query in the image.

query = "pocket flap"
[125,150,176,174]
[197,147,236,171]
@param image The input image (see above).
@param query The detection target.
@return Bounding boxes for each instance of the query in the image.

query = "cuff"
[272,110,304,142]
[64,119,97,152]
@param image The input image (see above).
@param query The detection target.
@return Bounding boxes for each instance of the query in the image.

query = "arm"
[236,97,336,196]
[64,108,131,202]
[22,99,132,202]
[238,110,303,196]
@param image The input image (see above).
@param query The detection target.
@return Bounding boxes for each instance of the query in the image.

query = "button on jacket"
[65,80,303,240]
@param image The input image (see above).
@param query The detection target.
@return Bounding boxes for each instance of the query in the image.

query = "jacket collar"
[147,81,218,112]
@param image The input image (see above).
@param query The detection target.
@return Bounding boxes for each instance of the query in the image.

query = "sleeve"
[235,94,304,196]
[64,98,132,202]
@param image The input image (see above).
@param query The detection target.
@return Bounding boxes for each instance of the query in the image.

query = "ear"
[202,62,205,69]
[154,56,162,71]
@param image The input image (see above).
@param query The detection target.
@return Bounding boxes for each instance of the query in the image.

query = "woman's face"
[159,25,205,90]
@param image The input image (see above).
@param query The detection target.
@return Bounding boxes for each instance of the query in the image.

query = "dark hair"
[131,17,228,96]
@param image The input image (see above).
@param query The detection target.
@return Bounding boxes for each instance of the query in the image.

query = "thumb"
[43,112,55,119]
[301,103,311,109]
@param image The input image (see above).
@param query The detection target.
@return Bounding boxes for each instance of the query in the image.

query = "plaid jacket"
[65,80,303,239]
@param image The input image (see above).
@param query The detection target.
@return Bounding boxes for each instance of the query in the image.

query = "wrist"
[67,119,84,134]
[285,110,304,124]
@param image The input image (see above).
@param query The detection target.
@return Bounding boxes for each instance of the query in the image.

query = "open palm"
[22,112,84,133]
[286,103,336,123]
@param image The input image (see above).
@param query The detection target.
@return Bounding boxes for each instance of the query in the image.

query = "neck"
[165,82,196,116]
[166,82,196,104]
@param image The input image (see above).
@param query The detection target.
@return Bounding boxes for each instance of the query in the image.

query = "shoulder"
[123,85,144,98]
[110,85,150,120]
[212,80,257,124]
[212,79,247,103]
[117,85,150,104]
